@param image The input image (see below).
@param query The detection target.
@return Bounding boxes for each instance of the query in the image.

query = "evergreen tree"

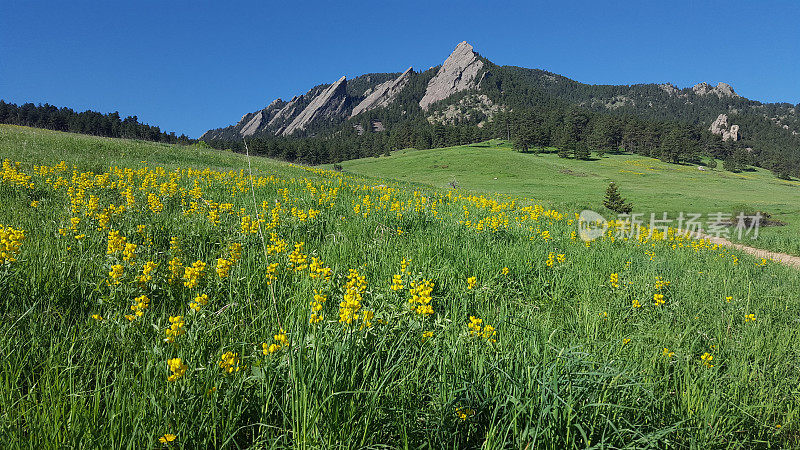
[574,141,590,160]
[603,182,633,214]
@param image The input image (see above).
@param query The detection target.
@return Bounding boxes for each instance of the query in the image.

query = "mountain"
[201,41,800,176]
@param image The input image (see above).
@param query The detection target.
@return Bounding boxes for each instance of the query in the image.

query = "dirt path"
[694,231,800,268]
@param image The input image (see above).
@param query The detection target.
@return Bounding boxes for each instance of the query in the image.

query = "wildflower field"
[3,125,800,448]
[333,141,800,256]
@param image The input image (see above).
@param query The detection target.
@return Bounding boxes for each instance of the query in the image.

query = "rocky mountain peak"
[419,41,484,110]
[281,76,348,136]
[693,81,739,98]
[350,67,414,118]
[240,111,263,136]
[714,82,737,97]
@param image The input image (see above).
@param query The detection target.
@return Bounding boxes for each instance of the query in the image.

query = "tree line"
[205,104,747,172]
[0,101,195,145]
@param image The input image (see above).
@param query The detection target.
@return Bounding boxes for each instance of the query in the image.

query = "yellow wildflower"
[390,274,404,291]
[183,260,206,288]
[108,264,124,284]
[263,328,288,354]
[216,258,233,278]
[408,279,434,316]
[265,262,279,284]
[165,316,185,343]
[0,224,25,264]
[219,351,241,374]
[189,293,208,312]
[167,358,187,382]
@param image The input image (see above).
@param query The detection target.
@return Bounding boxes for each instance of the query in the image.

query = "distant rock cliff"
[201,40,798,150]
[709,113,741,141]
[419,41,485,110]
[350,67,414,118]
[693,82,739,98]
[281,76,349,136]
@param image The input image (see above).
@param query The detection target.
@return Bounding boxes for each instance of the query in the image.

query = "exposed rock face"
[715,82,736,97]
[709,113,741,141]
[693,82,711,96]
[269,96,301,127]
[353,120,386,136]
[659,83,679,95]
[419,41,484,110]
[266,98,282,109]
[427,94,502,126]
[605,95,634,109]
[282,77,348,135]
[351,67,414,117]
[693,82,739,98]
[240,111,262,136]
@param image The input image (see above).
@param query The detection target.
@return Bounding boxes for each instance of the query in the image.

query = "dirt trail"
[694,231,800,268]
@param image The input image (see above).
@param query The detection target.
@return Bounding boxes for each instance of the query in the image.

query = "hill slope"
[3,125,800,446]
[330,140,800,254]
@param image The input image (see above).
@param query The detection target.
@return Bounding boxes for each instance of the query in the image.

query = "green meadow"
[331,140,800,255]
[3,125,800,448]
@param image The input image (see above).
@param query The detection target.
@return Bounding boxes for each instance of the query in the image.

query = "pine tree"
[574,141,591,160]
[603,182,633,214]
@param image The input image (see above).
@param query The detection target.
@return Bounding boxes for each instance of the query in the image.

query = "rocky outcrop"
[605,95,634,109]
[282,77,349,135]
[658,83,679,95]
[352,120,386,135]
[715,82,737,97]
[268,96,301,127]
[419,41,484,110]
[427,94,502,127]
[709,113,741,141]
[350,67,414,117]
[240,111,262,136]
[693,82,739,98]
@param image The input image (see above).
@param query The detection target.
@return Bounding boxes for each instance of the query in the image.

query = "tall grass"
[1,127,799,448]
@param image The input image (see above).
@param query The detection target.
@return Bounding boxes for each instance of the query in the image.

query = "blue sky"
[2,0,798,138]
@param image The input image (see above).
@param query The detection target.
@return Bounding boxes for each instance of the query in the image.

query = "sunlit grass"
[1,126,799,447]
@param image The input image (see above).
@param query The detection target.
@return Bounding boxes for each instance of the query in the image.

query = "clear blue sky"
[2,0,798,138]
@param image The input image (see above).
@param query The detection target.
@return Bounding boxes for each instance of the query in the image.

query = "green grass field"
[329,140,800,255]
[3,125,800,448]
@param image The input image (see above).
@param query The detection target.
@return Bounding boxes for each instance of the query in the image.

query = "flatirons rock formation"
[350,67,414,118]
[201,41,799,145]
[240,111,262,137]
[419,41,485,110]
[282,76,349,136]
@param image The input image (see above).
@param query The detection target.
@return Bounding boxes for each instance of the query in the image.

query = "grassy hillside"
[0,124,281,172]
[3,125,800,447]
[331,140,800,254]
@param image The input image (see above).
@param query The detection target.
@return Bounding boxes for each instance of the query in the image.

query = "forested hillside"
[0,101,195,145]
[202,42,800,178]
